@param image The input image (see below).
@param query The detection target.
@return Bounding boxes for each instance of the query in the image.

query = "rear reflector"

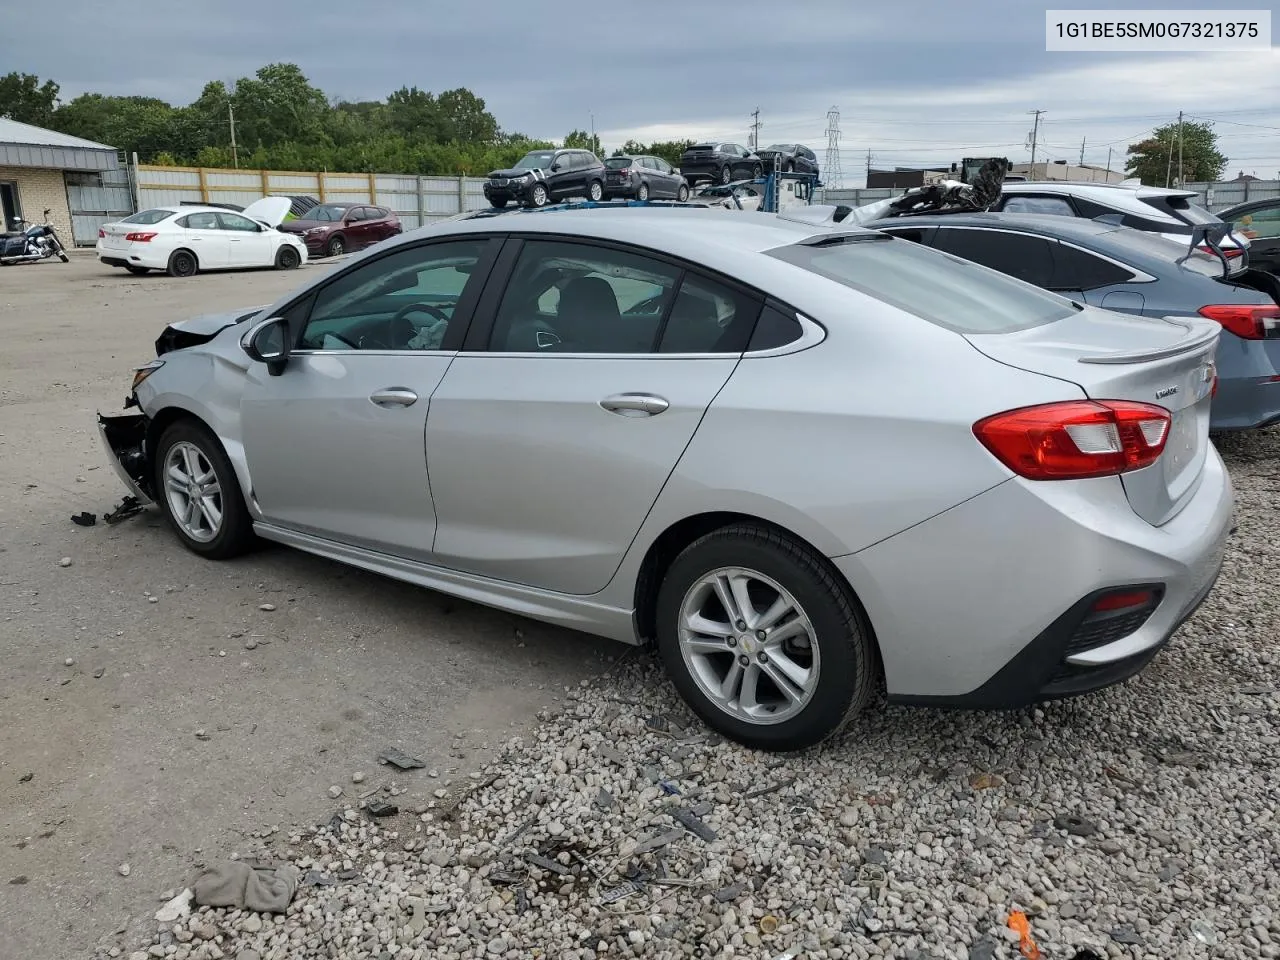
[973,400,1171,480]
[1091,588,1157,613]
[124,231,157,242]
[1199,304,1280,340]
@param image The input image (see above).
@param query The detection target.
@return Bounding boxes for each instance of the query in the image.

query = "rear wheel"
[719,165,733,185]
[126,265,150,275]
[326,235,346,258]
[275,245,301,270]
[58,251,70,263]
[588,180,604,202]
[677,184,690,202]
[166,249,197,278]
[655,524,876,751]
[153,420,255,559]
[637,182,650,201]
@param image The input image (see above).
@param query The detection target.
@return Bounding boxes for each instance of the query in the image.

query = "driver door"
[218,211,274,267]
[238,237,501,560]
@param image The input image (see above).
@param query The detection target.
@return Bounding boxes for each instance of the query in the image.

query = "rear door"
[425,236,763,594]
[176,211,229,267]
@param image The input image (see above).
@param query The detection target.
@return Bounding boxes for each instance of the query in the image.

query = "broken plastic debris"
[600,879,643,904]
[366,800,398,818]
[1190,919,1218,945]
[154,889,193,923]
[524,853,571,876]
[633,828,684,855]
[1052,813,1097,837]
[377,747,426,770]
[771,947,803,960]
[103,496,142,525]
[1006,910,1041,960]
[70,512,97,527]
[594,788,614,811]
[670,808,717,842]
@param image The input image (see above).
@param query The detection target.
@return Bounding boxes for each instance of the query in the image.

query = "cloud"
[2,0,1275,181]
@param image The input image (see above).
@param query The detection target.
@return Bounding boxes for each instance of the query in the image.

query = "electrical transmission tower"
[824,106,843,188]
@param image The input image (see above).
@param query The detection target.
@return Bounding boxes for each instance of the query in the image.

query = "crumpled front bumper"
[98,412,154,505]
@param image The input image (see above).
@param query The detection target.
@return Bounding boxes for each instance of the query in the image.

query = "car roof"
[1001,180,1196,200]
[869,210,1128,241]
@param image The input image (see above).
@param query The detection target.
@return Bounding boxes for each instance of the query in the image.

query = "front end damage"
[98,412,154,505]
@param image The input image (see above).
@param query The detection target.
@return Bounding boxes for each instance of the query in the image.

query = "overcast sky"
[4,0,1277,185]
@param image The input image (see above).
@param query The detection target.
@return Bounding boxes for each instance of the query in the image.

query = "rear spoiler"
[1178,222,1248,278]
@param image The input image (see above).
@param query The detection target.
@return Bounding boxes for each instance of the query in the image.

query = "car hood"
[277,219,324,233]
[489,167,536,179]
[240,196,292,228]
[154,305,268,356]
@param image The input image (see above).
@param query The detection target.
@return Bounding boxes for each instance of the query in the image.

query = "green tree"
[231,63,331,150]
[1126,120,1226,186]
[435,88,497,144]
[51,94,178,158]
[386,86,440,140]
[0,72,60,126]
[610,138,692,167]
[563,129,602,156]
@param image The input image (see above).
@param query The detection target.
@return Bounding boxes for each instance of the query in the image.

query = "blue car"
[865,212,1280,430]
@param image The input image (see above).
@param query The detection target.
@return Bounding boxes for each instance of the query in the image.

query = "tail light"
[1197,245,1243,259]
[973,400,1171,480]
[125,231,157,242]
[98,228,105,238]
[1199,304,1280,340]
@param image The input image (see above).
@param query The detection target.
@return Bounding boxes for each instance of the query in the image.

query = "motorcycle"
[1,208,71,265]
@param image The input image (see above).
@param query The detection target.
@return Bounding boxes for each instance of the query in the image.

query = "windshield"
[767,235,1075,334]
[514,152,555,171]
[301,204,349,223]
[121,209,175,225]
[604,157,634,169]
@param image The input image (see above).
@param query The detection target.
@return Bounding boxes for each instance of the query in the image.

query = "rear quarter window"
[766,235,1075,334]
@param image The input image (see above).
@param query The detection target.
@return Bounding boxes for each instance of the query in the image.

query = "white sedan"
[96,197,307,278]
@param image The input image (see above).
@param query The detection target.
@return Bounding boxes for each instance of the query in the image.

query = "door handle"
[599,393,669,416]
[370,387,418,407]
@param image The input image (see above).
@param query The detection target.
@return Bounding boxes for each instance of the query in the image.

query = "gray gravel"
[102,431,1280,959]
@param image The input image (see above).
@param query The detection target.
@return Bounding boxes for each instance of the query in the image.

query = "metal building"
[0,118,132,246]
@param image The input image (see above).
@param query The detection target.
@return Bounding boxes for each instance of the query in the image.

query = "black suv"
[678,142,763,186]
[752,143,820,177]
[483,149,607,208]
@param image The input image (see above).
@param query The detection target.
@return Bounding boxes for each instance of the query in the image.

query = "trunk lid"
[966,307,1219,526]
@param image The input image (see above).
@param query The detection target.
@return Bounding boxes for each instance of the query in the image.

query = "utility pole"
[1176,109,1184,187]
[866,147,872,182]
[1106,146,1113,180]
[228,103,238,169]
[1079,136,1086,165]
[749,107,761,151]
[1027,109,1045,173]
[1164,120,1175,187]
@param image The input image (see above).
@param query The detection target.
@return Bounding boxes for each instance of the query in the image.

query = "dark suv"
[678,142,763,186]
[483,149,607,208]
[753,143,820,177]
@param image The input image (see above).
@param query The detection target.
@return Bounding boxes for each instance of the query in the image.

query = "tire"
[529,183,549,208]
[655,523,876,751]
[490,198,508,209]
[275,245,301,270]
[58,252,70,263]
[125,265,150,275]
[153,419,255,560]
[166,249,198,278]
[719,165,733,185]
[751,163,763,179]
[637,182,650,201]
[326,235,346,258]
[677,184,690,202]
[587,180,604,202]
[783,160,794,173]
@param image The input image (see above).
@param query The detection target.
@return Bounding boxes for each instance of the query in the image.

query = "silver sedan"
[99,207,1233,750]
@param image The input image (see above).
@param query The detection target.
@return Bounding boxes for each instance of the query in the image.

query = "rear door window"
[930,228,1056,288]
[1050,243,1134,290]
[766,234,1074,334]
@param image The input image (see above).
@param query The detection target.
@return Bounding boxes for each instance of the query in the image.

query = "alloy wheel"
[677,566,821,725]
[163,441,223,543]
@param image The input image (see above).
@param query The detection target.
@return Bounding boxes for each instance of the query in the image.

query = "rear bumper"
[833,447,1234,706]
[1206,334,1280,429]
[97,243,166,269]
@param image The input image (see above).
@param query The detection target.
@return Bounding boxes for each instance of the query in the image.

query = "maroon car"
[277,202,402,258]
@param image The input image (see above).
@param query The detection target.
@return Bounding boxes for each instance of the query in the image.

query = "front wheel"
[587,180,604,202]
[326,235,346,258]
[275,245,301,270]
[154,420,255,560]
[655,524,877,751]
[490,198,508,209]
[677,184,690,202]
[751,163,763,179]
[529,183,549,208]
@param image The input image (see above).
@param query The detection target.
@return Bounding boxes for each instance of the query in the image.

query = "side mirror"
[241,316,290,376]
[550,163,562,172]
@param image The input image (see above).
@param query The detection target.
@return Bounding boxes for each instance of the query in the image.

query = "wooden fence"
[135,165,491,229]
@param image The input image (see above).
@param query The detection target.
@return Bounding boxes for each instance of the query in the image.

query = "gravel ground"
[99,432,1280,960]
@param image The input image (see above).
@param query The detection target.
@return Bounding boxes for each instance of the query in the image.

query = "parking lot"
[3,254,1279,960]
